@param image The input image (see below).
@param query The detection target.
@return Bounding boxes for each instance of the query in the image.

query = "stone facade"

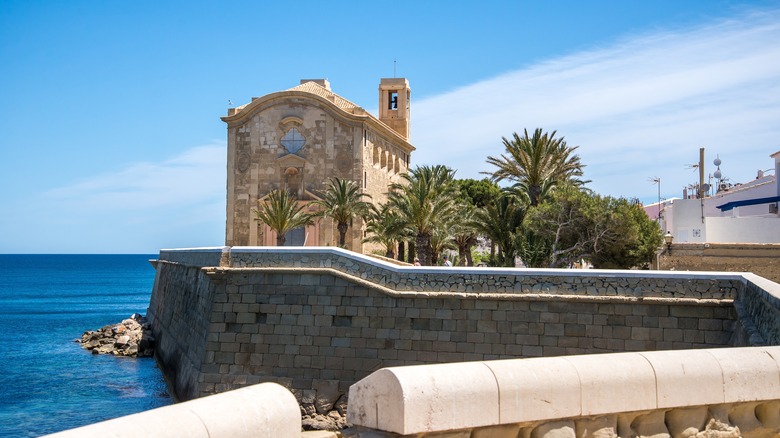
[143,247,780,407]
[221,79,414,252]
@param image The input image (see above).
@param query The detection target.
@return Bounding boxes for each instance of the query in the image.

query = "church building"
[221,78,415,251]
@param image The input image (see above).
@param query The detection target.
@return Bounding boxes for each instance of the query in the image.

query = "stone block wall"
[191,270,736,401]
[147,247,760,404]
[147,260,217,401]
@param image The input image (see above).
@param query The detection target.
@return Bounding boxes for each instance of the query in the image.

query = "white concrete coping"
[347,347,780,435]
[157,246,229,267]
[44,382,301,438]
[180,246,749,281]
[347,362,500,433]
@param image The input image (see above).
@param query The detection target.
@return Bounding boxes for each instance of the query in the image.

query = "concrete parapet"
[347,347,780,436]
[44,382,300,437]
[162,246,745,301]
[158,246,230,267]
[736,273,780,345]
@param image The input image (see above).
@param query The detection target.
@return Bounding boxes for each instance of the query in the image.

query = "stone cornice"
[221,91,415,153]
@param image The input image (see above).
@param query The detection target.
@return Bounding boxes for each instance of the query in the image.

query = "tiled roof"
[286,81,361,112]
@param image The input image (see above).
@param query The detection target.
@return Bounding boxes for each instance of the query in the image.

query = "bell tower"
[378,78,411,141]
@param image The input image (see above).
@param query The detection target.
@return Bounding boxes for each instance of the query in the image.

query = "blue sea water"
[0,254,172,437]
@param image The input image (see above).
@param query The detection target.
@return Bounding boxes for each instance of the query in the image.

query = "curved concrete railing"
[347,346,780,436]
[44,383,300,438]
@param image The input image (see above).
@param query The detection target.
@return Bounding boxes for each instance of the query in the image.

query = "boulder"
[78,314,154,358]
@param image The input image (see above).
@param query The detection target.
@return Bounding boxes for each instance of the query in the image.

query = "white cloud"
[411,8,780,202]
[4,143,227,253]
[44,144,226,211]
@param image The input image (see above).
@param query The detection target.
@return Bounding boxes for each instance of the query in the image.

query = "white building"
[659,150,780,244]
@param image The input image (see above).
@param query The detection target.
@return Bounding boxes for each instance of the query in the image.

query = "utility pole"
[699,147,705,224]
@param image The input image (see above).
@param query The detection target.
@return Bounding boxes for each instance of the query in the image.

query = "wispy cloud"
[412,8,780,201]
[44,144,225,211]
[5,143,227,253]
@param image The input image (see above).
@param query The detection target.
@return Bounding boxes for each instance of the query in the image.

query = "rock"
[78,314,155,358]
[335,394,348,417]
[313,380,341,414]
[302,415,338,431]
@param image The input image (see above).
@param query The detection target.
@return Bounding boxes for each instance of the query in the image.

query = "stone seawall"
[147,260,216,400]
[143,247,780,407]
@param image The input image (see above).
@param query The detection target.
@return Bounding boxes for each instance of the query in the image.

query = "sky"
[1,1,779,253]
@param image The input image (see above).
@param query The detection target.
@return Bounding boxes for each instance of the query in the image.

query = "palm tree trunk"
[397,241,405,262]
[337,222,348,248]
[465,237,475,266]
[276,234,286,246]
[416,233,432,265]
[458,244,469,266]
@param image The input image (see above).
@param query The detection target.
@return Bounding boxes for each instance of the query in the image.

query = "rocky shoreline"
[77,313,155,357]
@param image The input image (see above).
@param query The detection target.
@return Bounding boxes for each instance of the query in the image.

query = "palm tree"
[429,220,457,265]
[474,192,527,267]
[388,165,459,265]
[312,177,372,248]
[485,128,586,206]
[363,203,412,258]
[450,203,480,266]
[253,189,315,246]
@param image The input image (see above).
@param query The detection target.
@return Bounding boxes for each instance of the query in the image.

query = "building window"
[281,128,306,154]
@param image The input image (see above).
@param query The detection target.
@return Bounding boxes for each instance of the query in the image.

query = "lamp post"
[664,231,674,255]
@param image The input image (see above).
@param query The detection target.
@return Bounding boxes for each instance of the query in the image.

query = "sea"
[0,254,172,437]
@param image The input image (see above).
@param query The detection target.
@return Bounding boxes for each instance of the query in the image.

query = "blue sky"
[1,1,779,253]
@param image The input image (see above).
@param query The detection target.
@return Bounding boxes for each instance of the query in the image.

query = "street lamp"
[664,231,674,255]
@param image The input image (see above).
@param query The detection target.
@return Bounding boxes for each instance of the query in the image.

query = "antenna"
[648,177,661,221]
[393,59,397,78]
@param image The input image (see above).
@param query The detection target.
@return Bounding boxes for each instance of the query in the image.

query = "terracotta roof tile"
[287,81,361,111]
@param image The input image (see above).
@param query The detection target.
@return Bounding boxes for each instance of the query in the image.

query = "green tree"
[474,192,527,267]
[363,203,413,258]
[485,128,587,206]
[450,203,480,266]
[312,177,372,248]
[388,165,460,266]
[253,189,315,246]
[454,178,502,208]
[524,185,593,267]
[524,185,662,269]
[588,200,663,269]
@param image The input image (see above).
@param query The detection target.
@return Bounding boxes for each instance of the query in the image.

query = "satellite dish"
[702,183,711,192]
